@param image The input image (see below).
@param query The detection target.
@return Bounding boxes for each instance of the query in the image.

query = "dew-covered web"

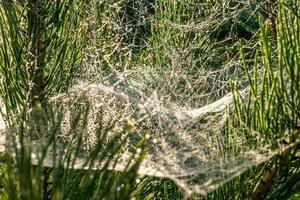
[0,0,291,196]
[47,71,278,196]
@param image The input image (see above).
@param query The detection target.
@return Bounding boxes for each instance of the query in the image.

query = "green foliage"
[0,99,146,199]
[0,0,299,199]
[0,1,145,199]
[0,0,85,111]
[214,0,300,199]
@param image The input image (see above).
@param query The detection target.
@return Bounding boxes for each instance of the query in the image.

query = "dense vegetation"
[0,0,299,199]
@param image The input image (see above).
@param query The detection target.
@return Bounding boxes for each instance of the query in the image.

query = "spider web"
[0,0,294,196]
